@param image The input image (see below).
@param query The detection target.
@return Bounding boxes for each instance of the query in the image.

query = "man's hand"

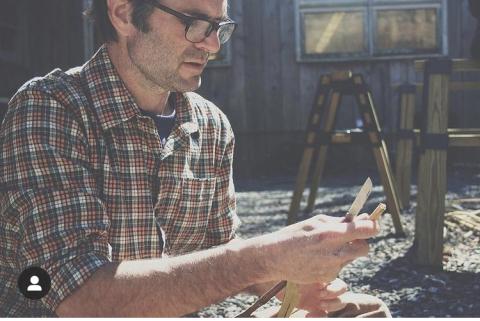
[275,214,375,317]
[294,278,349,317]
[259,213,379,285]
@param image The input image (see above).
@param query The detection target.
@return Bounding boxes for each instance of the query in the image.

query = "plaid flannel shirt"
[0,45,240,317]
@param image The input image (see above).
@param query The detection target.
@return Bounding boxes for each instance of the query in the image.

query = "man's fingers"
[320,297,348,313]
[335,239,370,260]
[305,310,328,318]
[321,219,379,244]
[303,296,348,315]
[315,214,345,223]
[319,278,348,299]
[356,213,370,221]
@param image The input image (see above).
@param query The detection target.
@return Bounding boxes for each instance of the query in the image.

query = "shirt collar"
[82,45,199,134]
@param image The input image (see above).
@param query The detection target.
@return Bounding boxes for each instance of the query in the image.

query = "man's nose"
[195,30,221,54]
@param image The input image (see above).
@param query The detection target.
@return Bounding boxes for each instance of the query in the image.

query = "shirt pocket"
[155,176,217,255]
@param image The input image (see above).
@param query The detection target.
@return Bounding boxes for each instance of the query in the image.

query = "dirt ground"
[197,165,480,317]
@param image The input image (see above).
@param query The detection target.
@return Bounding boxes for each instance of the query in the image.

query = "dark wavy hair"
[85,0,155,42]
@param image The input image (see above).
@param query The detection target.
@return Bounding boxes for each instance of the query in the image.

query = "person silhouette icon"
[27,275,42,292]
[18,266,51,300]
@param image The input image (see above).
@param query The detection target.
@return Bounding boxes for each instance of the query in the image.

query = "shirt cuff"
[40,249,112,314]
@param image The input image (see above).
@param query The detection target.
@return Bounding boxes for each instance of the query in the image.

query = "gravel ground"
[197,166,480,318]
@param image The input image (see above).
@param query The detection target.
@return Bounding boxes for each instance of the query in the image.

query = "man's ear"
[107,0,135,38]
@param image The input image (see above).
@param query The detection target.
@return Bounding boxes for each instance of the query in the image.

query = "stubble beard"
[126,31,202,93]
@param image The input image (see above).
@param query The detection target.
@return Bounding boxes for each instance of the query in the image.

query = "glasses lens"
[186,20,211,43]
[186,20,236,44]
[218,23,236,44]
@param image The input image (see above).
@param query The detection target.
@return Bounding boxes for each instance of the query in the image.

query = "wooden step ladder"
[287,71,404,235]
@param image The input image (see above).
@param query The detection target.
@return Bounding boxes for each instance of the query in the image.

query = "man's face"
[126,0,228,93]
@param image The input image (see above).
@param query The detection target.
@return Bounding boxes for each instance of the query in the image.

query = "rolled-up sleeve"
[0,88,111,314]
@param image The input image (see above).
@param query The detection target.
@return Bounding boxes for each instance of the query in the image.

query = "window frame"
[295,0,448,62]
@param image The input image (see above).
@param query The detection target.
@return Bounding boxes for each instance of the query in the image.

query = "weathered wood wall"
[0,0,85,143]
[1,0,479,179]
[199,0,480,178]
[0,0,85,99]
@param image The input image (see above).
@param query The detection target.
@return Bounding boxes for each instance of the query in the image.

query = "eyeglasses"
[148,1,237,45]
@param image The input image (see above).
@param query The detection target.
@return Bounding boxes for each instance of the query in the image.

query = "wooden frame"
[288,71,404,235]
[392,58,480,269]
[295,0,448,62]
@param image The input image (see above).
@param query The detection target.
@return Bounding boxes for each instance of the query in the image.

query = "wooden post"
[415,59,452,269]
[395,85,416,207]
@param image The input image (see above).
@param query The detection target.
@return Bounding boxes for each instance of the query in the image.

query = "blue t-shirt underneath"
[141,108,176,145]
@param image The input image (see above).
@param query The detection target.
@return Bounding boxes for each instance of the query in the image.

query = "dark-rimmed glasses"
[148,0,237,45]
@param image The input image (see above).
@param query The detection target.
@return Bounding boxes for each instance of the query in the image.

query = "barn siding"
[0,0,478,178]
[0,0,85,99]
[198,0,480,178]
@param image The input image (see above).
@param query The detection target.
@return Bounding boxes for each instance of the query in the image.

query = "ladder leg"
[288,77,331,225]
[306,91,342,213]
[353,75,404,235]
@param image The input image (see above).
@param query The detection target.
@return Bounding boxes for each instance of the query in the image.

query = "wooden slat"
[415,59,480,72]
[395,89,416,207]
[393,82,480,92]
[448,134,480,147]
[446,210,480,234]
[303,129,480,149]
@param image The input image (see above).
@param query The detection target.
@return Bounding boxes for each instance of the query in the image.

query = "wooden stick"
[276,282,299,318]
[369,203,387,221]
[235,281,287,318]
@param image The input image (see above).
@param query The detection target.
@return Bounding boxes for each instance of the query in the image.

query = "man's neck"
[106,42,172,115]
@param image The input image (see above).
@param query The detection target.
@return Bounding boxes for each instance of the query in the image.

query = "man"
[0,0,391,317]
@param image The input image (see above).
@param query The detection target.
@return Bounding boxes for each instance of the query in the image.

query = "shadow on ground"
[364,246,480,317]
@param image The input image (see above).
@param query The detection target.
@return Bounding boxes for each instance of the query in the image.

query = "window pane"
[304,11,366,55]
[375,8,438,53]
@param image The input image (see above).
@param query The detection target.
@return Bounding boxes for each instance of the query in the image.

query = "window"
[296,0,447,62]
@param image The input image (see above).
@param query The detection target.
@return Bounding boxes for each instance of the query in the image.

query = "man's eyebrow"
[182,9,229,22]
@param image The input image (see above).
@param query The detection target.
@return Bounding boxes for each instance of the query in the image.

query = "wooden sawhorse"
[287,71,404,235]
[394,59,480,269]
